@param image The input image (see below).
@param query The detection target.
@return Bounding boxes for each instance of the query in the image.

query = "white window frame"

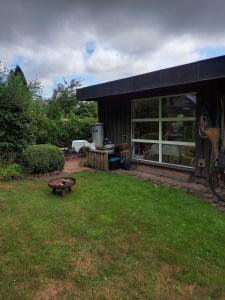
[131,93,196,169]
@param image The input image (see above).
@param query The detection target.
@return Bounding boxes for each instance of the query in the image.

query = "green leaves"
[0,67,97,159]
[23,144,65,174]
[51,79,80,116]
[0,163,22,181]
[0,68,32,159]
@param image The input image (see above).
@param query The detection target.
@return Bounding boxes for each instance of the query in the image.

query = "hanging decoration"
[199,106,220,162]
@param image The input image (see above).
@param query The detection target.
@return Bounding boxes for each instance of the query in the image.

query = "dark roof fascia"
[77,55,225,101]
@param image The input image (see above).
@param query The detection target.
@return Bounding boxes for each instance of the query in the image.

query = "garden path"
[63,156,92,173]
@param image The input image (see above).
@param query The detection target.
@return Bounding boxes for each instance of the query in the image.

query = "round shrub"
[23,144,64,174]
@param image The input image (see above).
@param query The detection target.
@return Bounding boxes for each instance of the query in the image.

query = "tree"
[14,65,27,85]
[75,101,98,118]
[47,99,62,120]
[0,62,7,84]
[51,79,81,116]
[0,68,32,159]
[28,79,43,101]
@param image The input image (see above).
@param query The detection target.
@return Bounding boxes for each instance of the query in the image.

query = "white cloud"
[1,0,225,96]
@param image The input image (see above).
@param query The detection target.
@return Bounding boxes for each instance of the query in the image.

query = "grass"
[0,172,225,299]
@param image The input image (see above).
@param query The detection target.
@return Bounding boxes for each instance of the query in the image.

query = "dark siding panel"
[98,100,104,123]
[134,71,161,91]
[114,100,119,144]
[98,98,131,145]
[160,63,198,86]
[199,56,225,80]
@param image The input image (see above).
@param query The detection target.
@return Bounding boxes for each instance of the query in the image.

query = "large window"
[131,94,196,168]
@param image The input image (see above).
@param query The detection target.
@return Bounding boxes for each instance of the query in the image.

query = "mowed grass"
[1,172,225,299]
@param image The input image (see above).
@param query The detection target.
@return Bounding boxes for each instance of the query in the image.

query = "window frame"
[131,93,196,169]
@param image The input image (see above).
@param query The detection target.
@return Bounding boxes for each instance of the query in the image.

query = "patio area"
[63,155,92,173]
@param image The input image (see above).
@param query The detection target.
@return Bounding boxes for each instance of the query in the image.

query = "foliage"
[75,101,98,118]
[28,79,43,101]
[0,63,8,84]
[0,163,22,181]
[33,79,97,147]
[29,99,48,144]
[46,99,62,120]
[0,64,97,161]
[23,144,64,173]
[33,114,96,147]
[0,68,33,159]
[1,172,225,298]
[54,115,96,147]
[14,65,27,85]
[51,79,81,116]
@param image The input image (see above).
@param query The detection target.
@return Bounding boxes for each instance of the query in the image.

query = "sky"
[1,0,225,98]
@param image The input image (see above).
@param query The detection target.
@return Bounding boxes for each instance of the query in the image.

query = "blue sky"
[197,47,225,59]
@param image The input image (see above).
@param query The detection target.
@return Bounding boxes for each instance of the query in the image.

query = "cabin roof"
[76,55,225,101]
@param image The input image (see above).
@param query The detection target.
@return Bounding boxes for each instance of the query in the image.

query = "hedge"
[34,116,97,147]
[23,144,64,174]
[0,163,22,181]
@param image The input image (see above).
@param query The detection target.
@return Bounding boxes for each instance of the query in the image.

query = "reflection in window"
[131,94,196,168]
[162,94,196,118]
[132,98,159,118]
[162,121,195,142]
[162,145,195,167]
[134,142,159,161]
[133,122,159,140]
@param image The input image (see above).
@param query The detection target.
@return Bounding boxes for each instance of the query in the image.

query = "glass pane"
[133,122,159,140]
[132,98,159,118]
[162,145,195,167]
[162,121,195,142]
[162,94,196,118]
[133,142,159,161]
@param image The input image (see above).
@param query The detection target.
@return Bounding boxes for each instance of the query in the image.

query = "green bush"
[23,144,64,174]
[0,69,33,159]
[0,163,22,181]
[33,115,96,148]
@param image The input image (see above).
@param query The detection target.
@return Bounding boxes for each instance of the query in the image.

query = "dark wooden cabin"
[77,55,225,181]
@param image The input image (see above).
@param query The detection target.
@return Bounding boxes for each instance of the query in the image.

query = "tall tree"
[51,79,81,116]
[14,65,27,85]
[0,68,32,159]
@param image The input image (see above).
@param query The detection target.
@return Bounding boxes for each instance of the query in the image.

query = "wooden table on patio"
[85,149,113,171]
[85,149,130,171]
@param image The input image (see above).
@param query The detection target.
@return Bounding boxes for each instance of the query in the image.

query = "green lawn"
[1,172,225,299]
